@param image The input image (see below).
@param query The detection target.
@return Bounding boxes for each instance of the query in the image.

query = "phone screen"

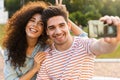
[88,20,117,38]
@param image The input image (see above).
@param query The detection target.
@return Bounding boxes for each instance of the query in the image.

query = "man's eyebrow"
[47,22,65,27]
[47,25,54,28]
[59,23,65,25]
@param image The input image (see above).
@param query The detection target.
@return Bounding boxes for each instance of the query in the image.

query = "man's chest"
[44,51,94,79]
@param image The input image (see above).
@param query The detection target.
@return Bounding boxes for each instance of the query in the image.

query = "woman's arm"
[19,67,38,80]
[4,50,46,80]
[4,50,20,80]
[19,52,46,80]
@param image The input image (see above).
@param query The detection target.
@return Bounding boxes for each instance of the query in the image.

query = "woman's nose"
[32,22,38,27]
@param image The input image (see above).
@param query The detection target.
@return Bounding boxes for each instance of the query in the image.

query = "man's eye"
[60,24,65,28]
[48,27,55,30]
[60,25,64,27]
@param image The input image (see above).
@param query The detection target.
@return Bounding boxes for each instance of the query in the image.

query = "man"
[36,6,120,80]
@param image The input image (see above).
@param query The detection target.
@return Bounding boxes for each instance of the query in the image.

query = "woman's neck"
[26,38,38,56]
[27,38,38,48]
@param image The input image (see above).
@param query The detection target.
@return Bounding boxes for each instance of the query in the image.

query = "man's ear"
[67,22,72,30]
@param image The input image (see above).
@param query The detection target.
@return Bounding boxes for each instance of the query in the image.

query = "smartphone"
[88,20,117,38]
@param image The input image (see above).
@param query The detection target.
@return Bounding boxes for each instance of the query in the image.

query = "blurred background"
[4,0,120,26]
[1,0,120,58]
[0,0,120,79]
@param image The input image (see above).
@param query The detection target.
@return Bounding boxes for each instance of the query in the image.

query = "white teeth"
[55,35,63,39]
[30,28,37,32]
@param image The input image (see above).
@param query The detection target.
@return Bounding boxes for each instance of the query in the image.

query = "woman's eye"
[29,19,35,22]
[38,22,44,26]
[28,19,35,23]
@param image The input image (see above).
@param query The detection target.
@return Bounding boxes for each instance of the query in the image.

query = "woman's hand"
[55,0,66,10]
[19,52,46,80]
[33,52,46,71]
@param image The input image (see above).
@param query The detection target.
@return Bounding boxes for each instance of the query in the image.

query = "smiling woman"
[1,1,49,80]
[25,13,44,40]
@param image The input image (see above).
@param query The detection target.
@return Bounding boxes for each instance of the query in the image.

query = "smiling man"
[36,6,120,80]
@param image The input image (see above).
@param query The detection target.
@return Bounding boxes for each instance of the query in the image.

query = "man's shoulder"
[74,36,89,42]
[74,36,97,46]
[44,47,51,53]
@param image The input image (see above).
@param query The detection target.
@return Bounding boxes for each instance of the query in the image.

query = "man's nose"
[55,28,62,34]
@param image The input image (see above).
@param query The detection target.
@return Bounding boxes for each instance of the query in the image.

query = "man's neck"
[54,36,74,51]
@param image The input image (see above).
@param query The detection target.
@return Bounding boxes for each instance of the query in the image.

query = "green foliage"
[69,5,102,26]
[5,0,38,17]
[43,0,55,5]
[5,0,21,17]
[84,5,102,19]
[66,0,103,26]
[98,0,120,17]
[100,0,117,16]
[70,11,87,26]
[5,0,120,22]
[0,25,5,45]
[66,0,120,27]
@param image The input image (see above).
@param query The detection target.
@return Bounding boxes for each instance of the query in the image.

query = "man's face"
[46,16,71,45]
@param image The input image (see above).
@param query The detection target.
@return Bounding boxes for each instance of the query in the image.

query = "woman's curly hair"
[2,1,49,68]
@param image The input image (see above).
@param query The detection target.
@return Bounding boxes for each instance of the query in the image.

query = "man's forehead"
[47,16,66,26]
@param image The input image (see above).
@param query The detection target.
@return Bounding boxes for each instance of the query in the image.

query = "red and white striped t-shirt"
[36,36,97,80]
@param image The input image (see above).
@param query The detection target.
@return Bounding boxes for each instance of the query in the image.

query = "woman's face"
[26,13,44,39]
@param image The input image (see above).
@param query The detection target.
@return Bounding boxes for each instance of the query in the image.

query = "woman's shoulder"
[2,49,9,60]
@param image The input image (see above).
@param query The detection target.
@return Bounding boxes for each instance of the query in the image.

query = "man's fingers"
[117,24,120,41]
[100,15,113,24]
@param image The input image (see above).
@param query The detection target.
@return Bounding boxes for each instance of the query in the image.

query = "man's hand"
[100,15,120,44]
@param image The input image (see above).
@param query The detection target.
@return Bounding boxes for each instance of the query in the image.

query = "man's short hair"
[42,6,69,29]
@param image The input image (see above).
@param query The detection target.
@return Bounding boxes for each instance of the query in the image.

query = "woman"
[2,1,49,80]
